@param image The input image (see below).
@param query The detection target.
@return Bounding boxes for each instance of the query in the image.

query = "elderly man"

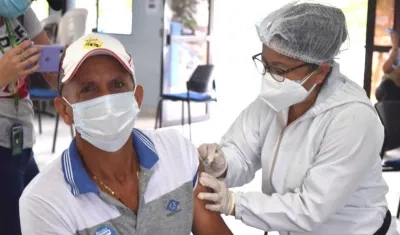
[19,33,233,235]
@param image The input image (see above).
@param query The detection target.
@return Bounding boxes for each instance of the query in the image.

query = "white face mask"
[260,70,318,112]
[64,91,140,152]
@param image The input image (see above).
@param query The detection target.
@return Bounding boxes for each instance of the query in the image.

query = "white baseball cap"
[60,33,135,84]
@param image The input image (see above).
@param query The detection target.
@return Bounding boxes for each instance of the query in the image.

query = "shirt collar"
[61,129,159,196]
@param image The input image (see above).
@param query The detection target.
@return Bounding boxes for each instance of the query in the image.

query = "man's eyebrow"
[77,80,96,87]
[108,75,136,87]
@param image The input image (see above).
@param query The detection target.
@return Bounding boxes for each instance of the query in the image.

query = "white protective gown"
[221,63,398,235]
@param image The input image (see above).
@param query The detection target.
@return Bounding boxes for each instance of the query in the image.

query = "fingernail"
[197,193,203,200]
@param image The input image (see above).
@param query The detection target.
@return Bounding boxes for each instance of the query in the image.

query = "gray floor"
[32,114,400,235]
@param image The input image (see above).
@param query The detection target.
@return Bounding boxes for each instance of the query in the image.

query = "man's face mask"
[63,91,140,152]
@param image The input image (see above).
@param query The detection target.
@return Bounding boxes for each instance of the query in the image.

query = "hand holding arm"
[197,172,236,216]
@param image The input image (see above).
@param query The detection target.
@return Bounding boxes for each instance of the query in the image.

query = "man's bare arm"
[192,163,233,235]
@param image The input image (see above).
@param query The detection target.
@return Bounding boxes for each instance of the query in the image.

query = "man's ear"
[135,85,144,108]
[54,97,74,125]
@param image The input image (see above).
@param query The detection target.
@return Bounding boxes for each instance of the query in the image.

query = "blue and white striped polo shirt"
[20,128,199,235]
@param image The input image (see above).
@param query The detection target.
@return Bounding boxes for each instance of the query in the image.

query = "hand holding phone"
[0,40,41,87]
[388,29,400,48]
[36,45,65,72]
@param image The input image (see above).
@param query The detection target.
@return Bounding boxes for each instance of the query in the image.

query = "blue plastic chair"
[155,65,216,140]
[29,88,74,153]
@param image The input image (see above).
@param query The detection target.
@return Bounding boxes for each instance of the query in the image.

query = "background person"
[0,1,55,235]
[376,31,400,101]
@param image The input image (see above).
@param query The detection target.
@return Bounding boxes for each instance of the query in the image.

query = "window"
[31,0,49,21]
[97,0,133,35]
[374,0,395,46]
[73,0,98,33]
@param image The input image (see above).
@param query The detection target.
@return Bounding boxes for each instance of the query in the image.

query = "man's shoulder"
[21,156,71,204]
[138,128,184,142]
[136,128,197,162]
[137,129,199,202]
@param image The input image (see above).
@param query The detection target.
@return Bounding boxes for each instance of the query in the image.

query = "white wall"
[210,0,292,132]
[64,0,367,119]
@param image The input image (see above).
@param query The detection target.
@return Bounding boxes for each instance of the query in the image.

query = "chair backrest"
[56,8,88,45]
[42,16,61,43]
[375,101,400,153]
[186,64,214,93]
[41,15,61,27]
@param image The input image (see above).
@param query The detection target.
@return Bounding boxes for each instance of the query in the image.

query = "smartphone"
[10,123,23,156]
[36,45,65,72]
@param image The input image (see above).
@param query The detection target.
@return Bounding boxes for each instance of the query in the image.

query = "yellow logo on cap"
[83,38,103,49]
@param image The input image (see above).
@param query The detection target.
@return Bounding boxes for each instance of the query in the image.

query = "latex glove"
[197,172,236,216]
[198,143,228,178]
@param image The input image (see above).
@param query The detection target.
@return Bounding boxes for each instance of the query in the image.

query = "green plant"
[169,0,198,31]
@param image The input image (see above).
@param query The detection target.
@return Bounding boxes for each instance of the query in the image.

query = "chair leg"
[187,100,192,140]
[181,101,185,127]
[397,197,400,218]
[52,113,60,154]
[38,101,42,135]
[155,99,163,129]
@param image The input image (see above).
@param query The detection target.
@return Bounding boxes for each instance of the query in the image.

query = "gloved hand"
[198,143,228,178]
[197,172,236,216]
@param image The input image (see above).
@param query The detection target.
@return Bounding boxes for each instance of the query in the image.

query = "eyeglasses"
[252,53,314,82]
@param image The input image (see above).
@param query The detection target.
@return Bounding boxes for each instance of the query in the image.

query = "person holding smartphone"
[376,29,400,101]
[0,1,55,235]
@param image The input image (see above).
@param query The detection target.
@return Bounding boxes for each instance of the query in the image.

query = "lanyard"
[0,18,20,112]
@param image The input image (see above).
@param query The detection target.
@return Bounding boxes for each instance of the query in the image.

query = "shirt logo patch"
[166,199,182,216]
[94,225,117,235]
[84,38,103,49]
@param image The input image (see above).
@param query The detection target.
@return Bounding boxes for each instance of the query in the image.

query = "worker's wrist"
[225,191,236,216]
[232,191,244,219]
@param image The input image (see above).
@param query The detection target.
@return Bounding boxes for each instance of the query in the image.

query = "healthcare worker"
[197,2,398,235]
[0,1,55,235]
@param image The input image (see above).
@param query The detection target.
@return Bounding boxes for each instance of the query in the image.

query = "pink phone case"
[36,45,65,72]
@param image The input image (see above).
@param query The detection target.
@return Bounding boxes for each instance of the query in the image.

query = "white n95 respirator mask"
[260,71,318,112]
[64,92,140,152]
